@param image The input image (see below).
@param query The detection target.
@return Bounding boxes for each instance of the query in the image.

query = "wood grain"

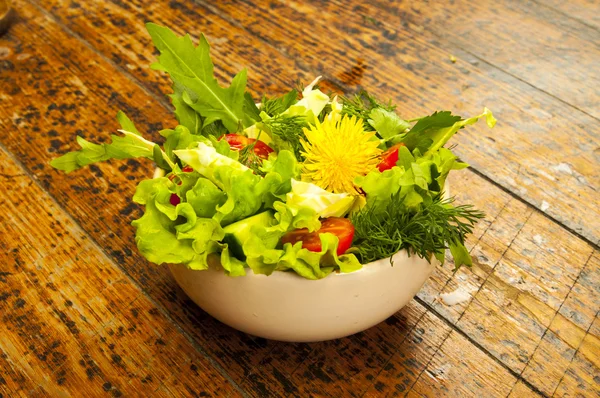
[0,0,598,396]
[0,149,240,396]
[354,0,600,116]
[532,0,600,30]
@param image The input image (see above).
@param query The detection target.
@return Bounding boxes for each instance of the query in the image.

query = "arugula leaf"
[409,111,461,135]
[51,130,156,173]
[368,108,410,139]
[116,111,141,135]
[424,108,496,155]
[401,108,495,154]
[171,82,202,135]
[243,92,261,122]
[146,23,248,132]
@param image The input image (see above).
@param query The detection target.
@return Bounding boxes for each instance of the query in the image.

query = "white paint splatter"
[541,201,550,212]
[537,170,557,182]
[522,177,535,186]
[551,163,573,175]
[439,288,472,306]
[533,234,545,245]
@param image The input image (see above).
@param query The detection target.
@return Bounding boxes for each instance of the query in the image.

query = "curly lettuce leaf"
[131,177,224,269]
[243,228,361,279]
[175,144,298,225]
[357,144,466,212]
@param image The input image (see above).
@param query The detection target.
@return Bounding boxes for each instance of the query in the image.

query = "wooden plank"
[1,0,598,396]
[508,380,544,397]
[202,0,600,245]
[363,309,453,397]
[0,2,487,396]
[520,330,577,396]
[531,0,600,30]
[0,152,238,395]
[554,315,600,397]
[410,331,517,397]
[344,0,600,117]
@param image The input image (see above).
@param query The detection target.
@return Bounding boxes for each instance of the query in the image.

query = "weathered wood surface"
[0,0,598,396]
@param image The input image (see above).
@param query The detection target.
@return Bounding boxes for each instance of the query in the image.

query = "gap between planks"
[529,0,600,34]
[412,296,549,397]
[0,139,250,398]
[536,250,596,397]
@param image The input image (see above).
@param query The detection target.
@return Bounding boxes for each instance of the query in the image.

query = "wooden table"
[1,0,598,396]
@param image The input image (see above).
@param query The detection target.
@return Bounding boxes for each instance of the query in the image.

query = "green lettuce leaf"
[131,177,224,269]
[243,228,361,280]
[175,145,298,225]
[286,179,355,218]
[368,108,410,139]
[146,23,248,132]
[186,178,227,218]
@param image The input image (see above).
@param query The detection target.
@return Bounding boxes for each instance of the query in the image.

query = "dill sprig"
[238,131,267,176]
[351,194,485,265]
[262,114,308,160]
[340,90,396,131]
[261,89,299,117]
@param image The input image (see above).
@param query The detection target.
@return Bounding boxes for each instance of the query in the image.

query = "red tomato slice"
[170,194,180,206]
[168,166,193,205]
[281,217,355,256]
[377,143,405,172]
[221,134,274,159]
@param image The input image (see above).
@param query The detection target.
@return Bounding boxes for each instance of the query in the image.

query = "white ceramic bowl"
[157,169,445,342]
[170,251,435,342]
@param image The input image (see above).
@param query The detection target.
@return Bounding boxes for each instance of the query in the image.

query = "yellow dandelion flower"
[301,115,381,194]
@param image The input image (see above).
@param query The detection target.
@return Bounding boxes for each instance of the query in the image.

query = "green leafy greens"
[49,23,494,279]
[50,111,174,173]
[147,23,249,133]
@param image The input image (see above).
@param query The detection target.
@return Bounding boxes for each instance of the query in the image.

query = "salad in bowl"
[51,24,495,341]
